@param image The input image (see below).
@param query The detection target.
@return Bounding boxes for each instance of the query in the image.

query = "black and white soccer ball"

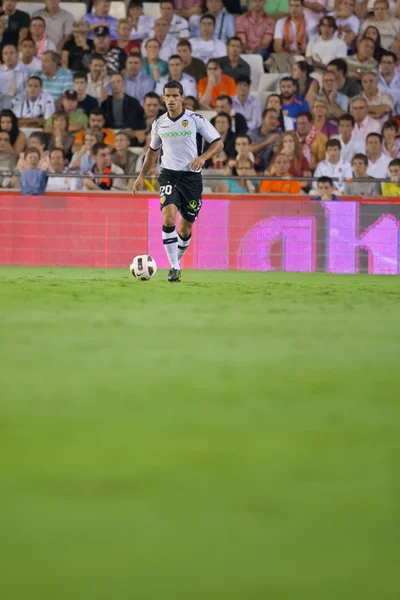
[130,255,158,280]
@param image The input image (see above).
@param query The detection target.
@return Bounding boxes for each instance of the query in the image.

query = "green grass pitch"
[0,267,399,599]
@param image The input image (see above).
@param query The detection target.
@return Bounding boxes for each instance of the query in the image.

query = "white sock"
[162,225,180,269]
[177,233,192,262]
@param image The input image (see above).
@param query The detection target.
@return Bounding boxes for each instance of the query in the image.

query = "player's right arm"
[132,121,161,195]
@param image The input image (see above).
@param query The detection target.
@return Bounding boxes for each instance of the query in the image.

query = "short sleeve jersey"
[150,109,220,172]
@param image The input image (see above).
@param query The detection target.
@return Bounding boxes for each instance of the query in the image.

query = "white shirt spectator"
[35,37,56,57]
[304,0,328,38]
[331,133,366,163]
[367,153,391,178]
[232,94,262,130]
[331,14,360,36]
[12,90,55,120]
[190,37,227,65]
[274,15,312,52]
[32,8,74,47]
[86,73,110,103]
[141,34,178,62]
[18,57,42,73]
[155,73,197,98]
[378,72,400,114]
[153,14,189,39]
[362,91,394,126]
[130,15,154,40]
[46,170,76,191]
[313,158,353,192]
[353,115,381,141]
[306,36,347,66]
[0,63,30,96]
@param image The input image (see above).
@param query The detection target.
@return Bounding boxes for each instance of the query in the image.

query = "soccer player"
[132,79,223,282]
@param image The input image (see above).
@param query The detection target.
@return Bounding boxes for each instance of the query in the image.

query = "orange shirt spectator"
[74,127,115,149]
[260,179,301,193]
[198,59,236,108]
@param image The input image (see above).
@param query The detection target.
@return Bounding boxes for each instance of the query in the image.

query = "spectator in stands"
[291,61,319,108]
[266,93,295,131]
[248,108,282,170]
[236,0,275,58]
[113,19,140,54]
[327,58,361,97]
[84,0,118,41]
[73,109,115,151]
[318,70,349,121]
[12,76,55,128]
[311,176,340,201]
[210,112,236,158]
[313,138,352,192]
[231,134,254,166]
[159,1,190,38]
[33,51,73,102]
[217,157,258,193]
[100,72,145,138]
[83,26,127,74]
[111,131,138,186]
[11,147,48,193]
[48,110,74,160]
[214,95,248,135]
[360,0,400,50]
[344,152,381,195]
[345,36,378,79]
[280,76,309,120]
[274,130,311,188]
[389,38,400,73]
[382,119,400,157]
[16,131,50,172]
[175,0,202,21]
[46,148,75,191]
[0,44,30,97]
[382,158,400,195]
[20,37,42,73]
[0,108,26,154]
[124,53,155,105]
[331,0,360,50]
[83,142,126,191]
[332,113,365,163]
[0,130,17,188]
[183,95,200,110]
[366,132,391,179]
[177,38,206,82]
[273,0,309,58]
[72,72,99,117]
[220,36,250,83]
[296,111,328,170]
[29,16,56,57]
[361,71,394,126]
[378,52,400,114]
[190,14,226,64]
[260,153,302,194]
[142,18,178,61]
[33,0,74,53]
[362,26,388,63]
[350,95,381,141]
[45,90,88,133]
[156,54,197,97]
[198,59,236,108]
[203,0,236,43]
[1,0,30,47]
[232,75,261,131]
[127,1,154,42]
[125,92,161,146]
[303,0,328,39]
[311,97,338,137]
[69,128,104,173]
[62,20,93,71]
[86,54,109,104]
[306,16,347,70]
[141,39,168,81]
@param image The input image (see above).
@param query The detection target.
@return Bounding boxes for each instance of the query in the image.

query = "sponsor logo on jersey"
[160,131,192,138]
[188,200,197,210]
[182,120,189,127]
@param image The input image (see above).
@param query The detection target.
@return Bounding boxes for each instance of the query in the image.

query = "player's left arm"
[190,138,224,171]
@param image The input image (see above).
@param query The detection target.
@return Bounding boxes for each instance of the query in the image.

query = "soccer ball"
[130,255,157,280]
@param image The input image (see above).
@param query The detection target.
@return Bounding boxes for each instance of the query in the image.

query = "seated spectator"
[45,90,88,134]
[291,61,319,108]
[159,1,190,38]
[12,75,55,128]
[310,176,340,201]
[69,128,104,173]
[100,72,145,139]
[141,39,168,81]
[361,71,394,126]
[83,142,126,191]
[382,119,400,157]
[236,0,274,59]
[345,36,378,79]
[176,38,206,82]
[313,138,352,192]
[28,16,56,57]
[62,20,93,71]
[33,0,74,53]
[273,0,309,58]
[190,14,226,64]
[296,111,328,169]
[11,147,48,194]
[48,110,74,160]
[213,95,248,135]
[205,112,236,167]
[19,37,42,73]
[231,75,261,131]
[260,152,302,194]
[273,130,311,188]
[318,70,349,120]
[196,0,235,43]
[0,44,30,97]
[228,134,254,169]
[83,0,118,41]
[303,0,329,39]
[86,54,109,104]
[331,113,365,163]
[183,95,200,110]
[198,59,236,108]
[111,131,139,187]
[350,96,381,140]
[306,16,347,70]
[378,52,400,115]
[359,0,400,50]
[362,26,388,63]
[220,36,250,83]
[344,152,382,195]
[389,38,400,73]
[127,1,154,42]
[0,129,17,188]
[266,93,295,131]
[124,53,155,105]
[73,72,99,117]
[82,26,127,74]
[141,18,178,62]
[33,51,73,102]
[311,97,338,137]
[327,58,361,97]
[175,0,202,21]
[46,148,75,191]
[0,108,26,154]
[72,108,114,152]
[280,76,309,121]
[216,157,258,193]
[156,54,197,97]
[1,0,30,47]
[248,108,282,171]
[366,132,391,179]
[16,131,50,172]
[330,0,360,50]
[122,92,161,146]
[382,157,400,194]
[113,19,140,54]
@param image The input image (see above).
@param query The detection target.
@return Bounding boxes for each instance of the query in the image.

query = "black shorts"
[158,169,203,223]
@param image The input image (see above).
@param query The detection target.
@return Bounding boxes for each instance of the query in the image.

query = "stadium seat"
[60,2,87,21]
[258,73,289,93]
[197,110,217,121]
[143,2,161,19]
[251,90,268,111]
[240,54,264,91]
[109,2,126,19]
[16,2,43,16]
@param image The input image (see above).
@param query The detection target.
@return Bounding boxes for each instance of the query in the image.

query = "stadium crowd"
[1,0,400,196]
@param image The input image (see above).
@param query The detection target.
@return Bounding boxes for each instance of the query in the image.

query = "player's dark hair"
[328,58,347,76]
[236,75,251,85]
[28,75,43,86]
[326,138,341,150]
[201,13,216,25]
[163,79,184,95]
[215,111,232,129]
[296,111,313,122]
[389,158,400,168]
[92,142,108,156]
[366,132,382,143]
[318,176,333,186]
[352,153,368,166]
[73,71,88,81]
[338,113,355,126]
[216,95,232,106]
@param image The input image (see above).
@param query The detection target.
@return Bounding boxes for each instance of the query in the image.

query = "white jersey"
[12,91,55,120]
[150,109,220,172]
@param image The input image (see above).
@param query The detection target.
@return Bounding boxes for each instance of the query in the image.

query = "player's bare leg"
[162,204,181,282]
[177,215,194,267]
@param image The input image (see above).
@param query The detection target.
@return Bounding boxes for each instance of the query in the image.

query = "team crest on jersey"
[182,120,189,127]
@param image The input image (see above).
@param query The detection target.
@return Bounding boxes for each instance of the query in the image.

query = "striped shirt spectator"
[236,0,275,54]
[33,51,73,102]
